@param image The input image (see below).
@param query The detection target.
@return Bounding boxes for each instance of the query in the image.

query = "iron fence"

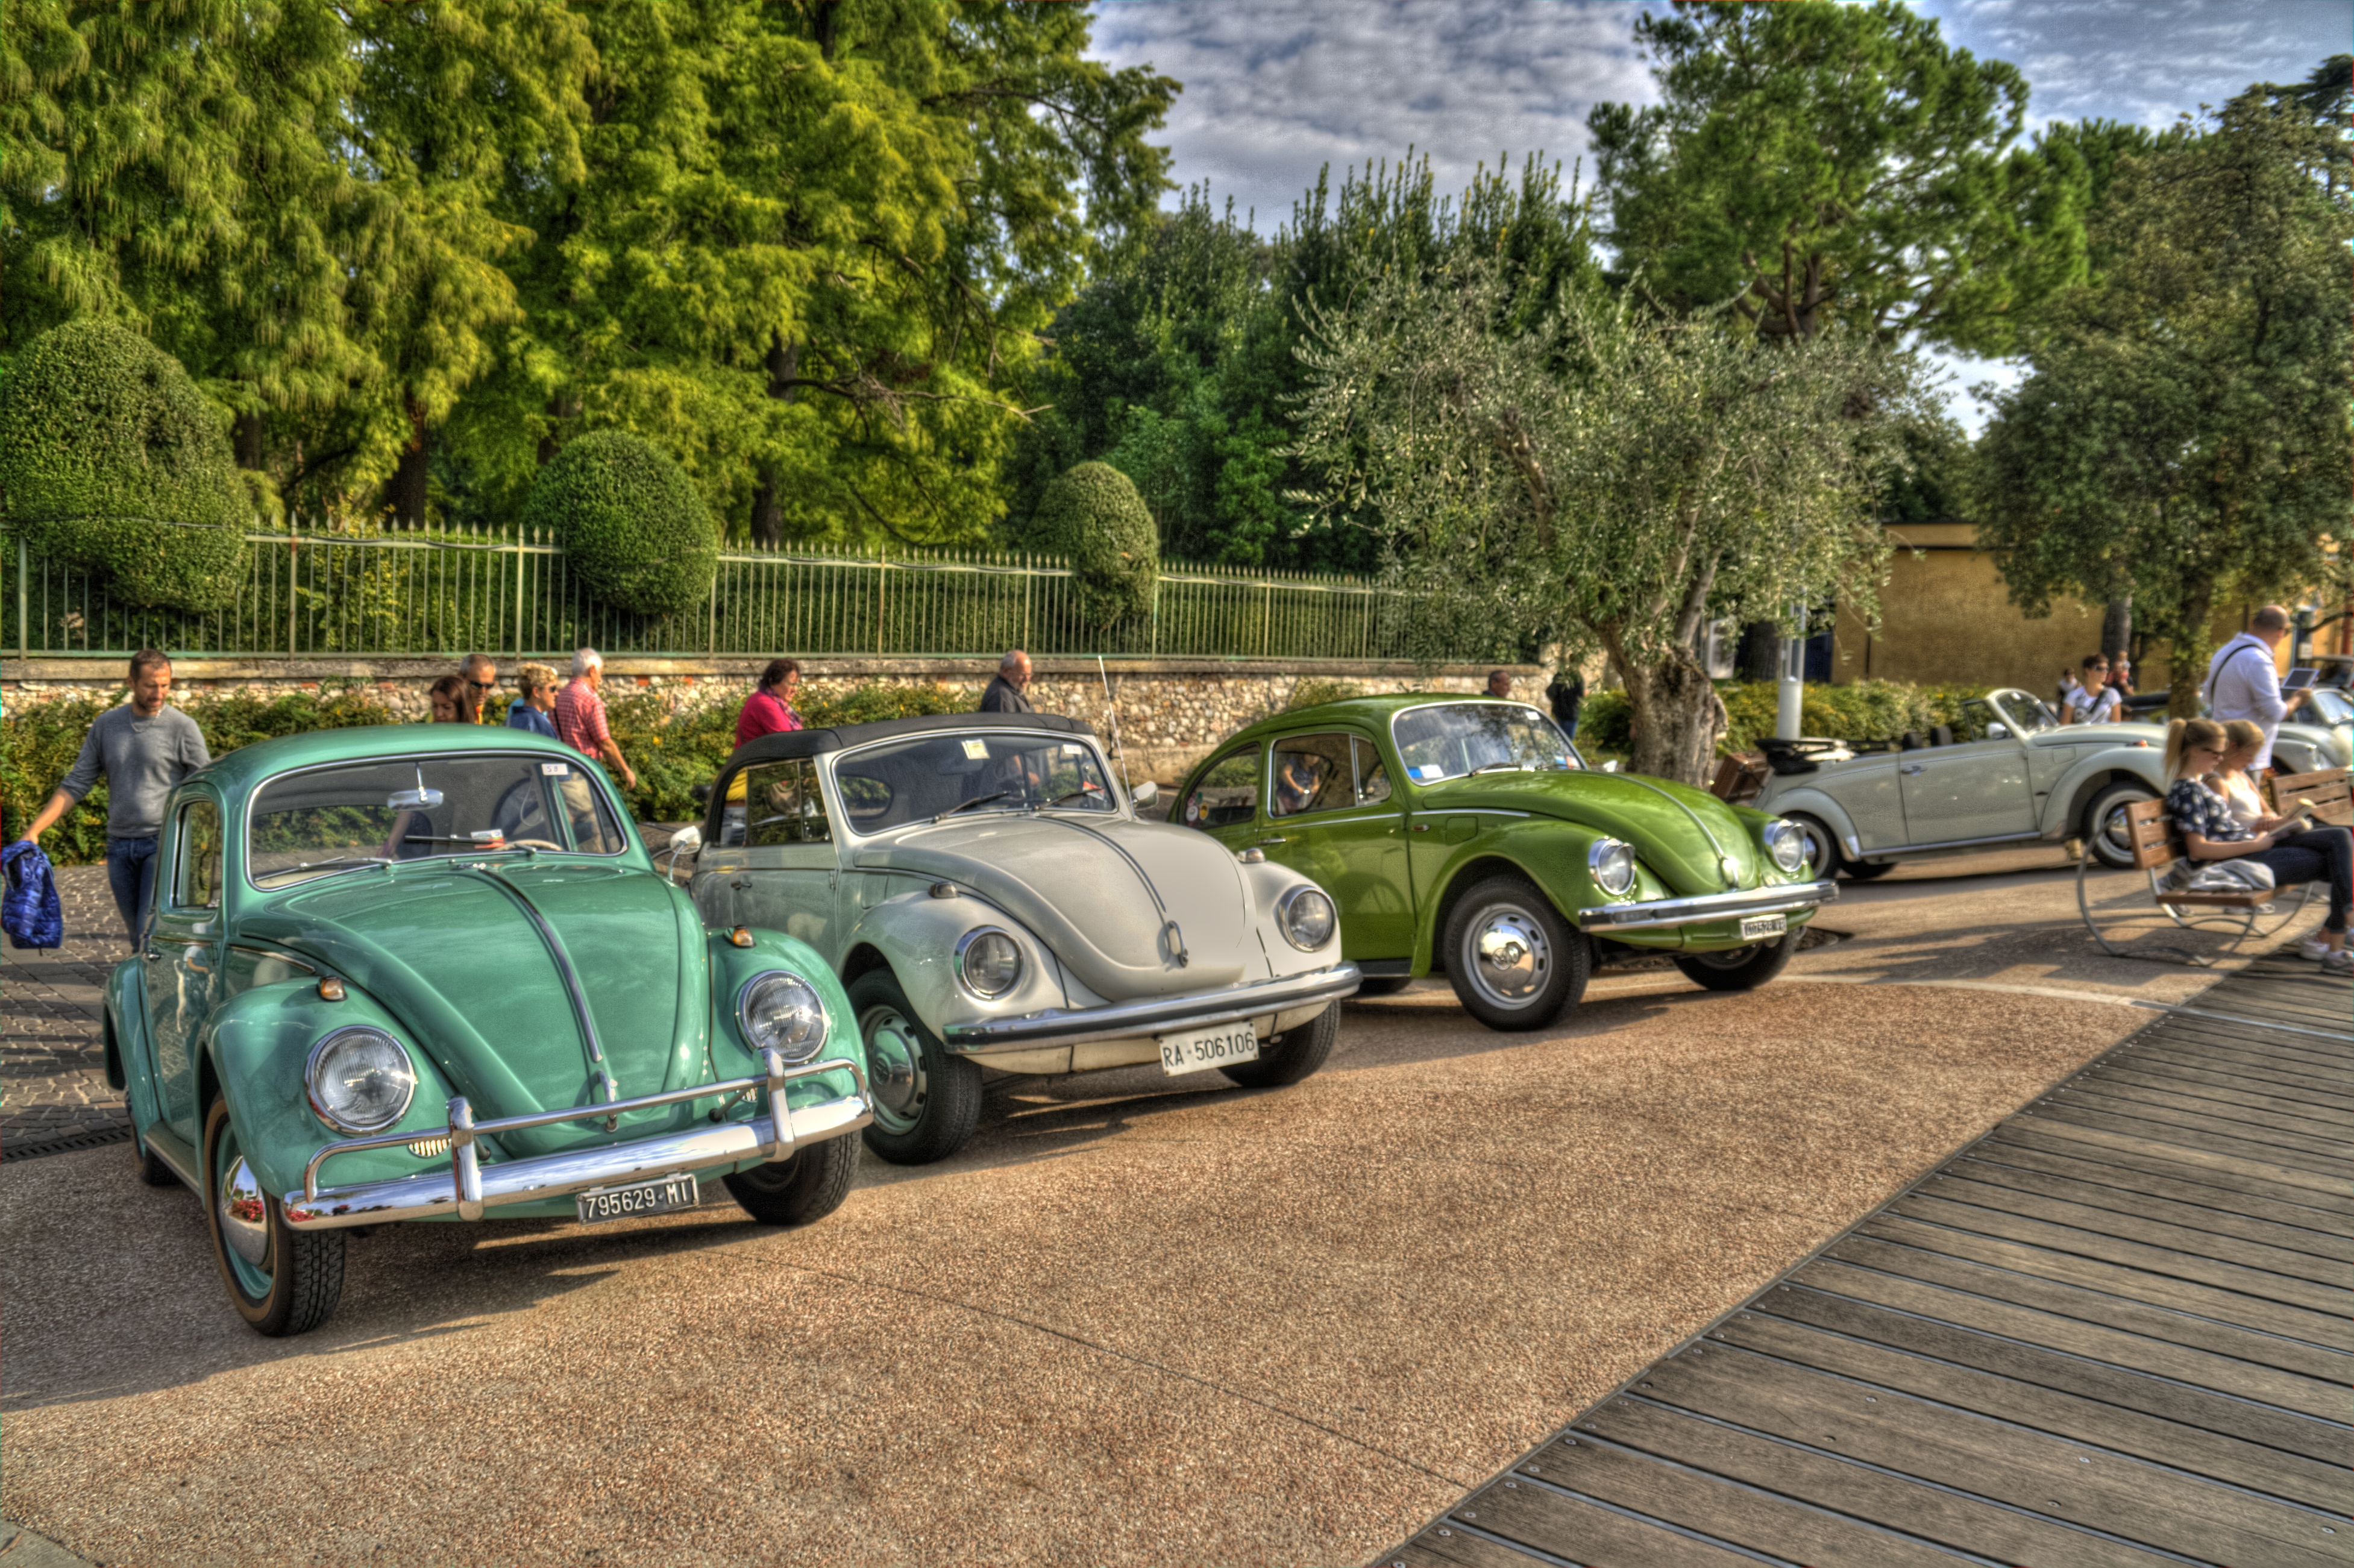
[4,521,1438,663]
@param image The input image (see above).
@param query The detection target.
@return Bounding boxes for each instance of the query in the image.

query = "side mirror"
[1130,780,1159,810]
[666,825,703,856]
[1988,723,2010,739]
[1601,759,1621,773]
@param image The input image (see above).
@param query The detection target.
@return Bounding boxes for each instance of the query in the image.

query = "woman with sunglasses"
[2164,718,2350,971]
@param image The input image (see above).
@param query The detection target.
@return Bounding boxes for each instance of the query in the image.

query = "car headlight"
[955,928,1023,1000]
[306,1026,418,1134]
[738,971,829,1064]
[1588,838,1637,897]
[1277,885,1337,950]
[1763,818,1807,876]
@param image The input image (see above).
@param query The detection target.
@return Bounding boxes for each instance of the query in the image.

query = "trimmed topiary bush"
[1031,461,1158,626]
[0,319,252,611]
[523,430,718,617]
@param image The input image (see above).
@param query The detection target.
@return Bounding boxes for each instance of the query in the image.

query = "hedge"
[1029,462,1158,626]
[523,431,718,617]
[0,319,255,611]
[1574,679,1983,759]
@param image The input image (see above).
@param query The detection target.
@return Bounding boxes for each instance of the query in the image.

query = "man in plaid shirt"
[555,647,639,791]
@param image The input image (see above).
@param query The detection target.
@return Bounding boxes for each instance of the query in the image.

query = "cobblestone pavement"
[1,867,133,1147]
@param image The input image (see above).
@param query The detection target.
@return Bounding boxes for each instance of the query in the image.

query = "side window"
[176,800,222,909]
[1181,745,1264,830]
[1352,737,1393,806]
[1269,733,1356,818]
[745,759,830,846]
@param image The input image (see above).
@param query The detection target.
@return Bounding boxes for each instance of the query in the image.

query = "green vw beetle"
[1170,697,1836,1028]
[105,725,873,1337]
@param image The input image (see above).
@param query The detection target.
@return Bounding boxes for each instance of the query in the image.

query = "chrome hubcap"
[2100,804,2135,856]
[218,1156,270,1265]
[1466,903,1551,1007]
[862,1005,926,1128]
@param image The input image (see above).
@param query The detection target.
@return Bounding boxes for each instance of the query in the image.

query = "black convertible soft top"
[700,711,1096,843]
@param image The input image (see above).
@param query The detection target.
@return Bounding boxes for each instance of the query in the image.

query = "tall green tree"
[452,0,1175,548]
[1586,0,2091,351]
[1972,83,2354,715]
[1293,265,1931,784]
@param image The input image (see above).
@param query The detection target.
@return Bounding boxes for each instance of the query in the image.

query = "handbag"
[2167,856,2276,894]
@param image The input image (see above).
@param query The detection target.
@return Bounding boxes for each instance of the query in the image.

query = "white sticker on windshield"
[542,762,570,776]
[961,739,989,760]
[1063,743,1084,754]
[1410,764,1444,782]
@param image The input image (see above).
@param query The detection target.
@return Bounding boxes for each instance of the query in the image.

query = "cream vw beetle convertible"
[685,714,1361,1164]
[1754,687,2175,876]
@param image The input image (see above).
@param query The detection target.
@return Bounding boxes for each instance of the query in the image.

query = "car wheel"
[1222,1002,1340,1088]
[202,1097,344,1337]
[852,969,982,1166]
[1442,875,1590,1031]
[2084,781,2155,870]
[1673,930,1799,991]
[1841,858,1897,880]
[722,1134,859,1226]
[133,1122,178,1187]
[1353,976,1414,997]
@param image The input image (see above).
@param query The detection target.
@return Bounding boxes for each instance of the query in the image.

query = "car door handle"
[1254,837,1288,846]
[729,877,752,890]
[1900,764,1927,775]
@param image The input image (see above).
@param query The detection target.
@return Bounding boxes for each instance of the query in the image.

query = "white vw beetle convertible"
[683,714,1361,1164]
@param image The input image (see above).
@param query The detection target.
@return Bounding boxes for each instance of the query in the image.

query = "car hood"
[853,813,1253,997]
[1414,770,1759,895]
[240,863,709,1155]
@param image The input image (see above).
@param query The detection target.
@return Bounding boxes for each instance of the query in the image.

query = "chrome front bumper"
[1576,879,1837,933]
[283,1052,870,1232]
[940,963,1362,1050]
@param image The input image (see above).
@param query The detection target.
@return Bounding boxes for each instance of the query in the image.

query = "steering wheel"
[507,838,565,851]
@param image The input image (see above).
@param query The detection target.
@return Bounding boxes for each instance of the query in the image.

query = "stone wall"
[2,654,1545,783]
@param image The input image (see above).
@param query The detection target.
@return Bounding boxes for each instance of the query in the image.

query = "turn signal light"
[318,977,347,1002]
[729,926,756,948]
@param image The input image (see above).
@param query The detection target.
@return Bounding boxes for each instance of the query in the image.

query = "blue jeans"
[106,836,159,943]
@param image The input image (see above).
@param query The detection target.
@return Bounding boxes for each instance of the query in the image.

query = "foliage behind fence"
[1,521,1451,663]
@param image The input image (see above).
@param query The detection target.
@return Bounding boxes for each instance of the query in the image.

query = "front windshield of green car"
[248,754,628,888]
[1390,703,1581,784]
[832,731,1115,835]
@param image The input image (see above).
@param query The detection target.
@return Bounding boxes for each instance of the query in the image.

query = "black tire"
[1788,815,1841,882]
[852,969,983,1166]
[1841,858,1897,880]
[1442,874,1591,1031]
[1352,976,1414,997]
[2084,780,2156,871]
[722,1134,859,1226]
[202,1097,344,1337]
[1222,1002,1340,1088]
[133,1123,178,1187]
[1673,930,1799,991]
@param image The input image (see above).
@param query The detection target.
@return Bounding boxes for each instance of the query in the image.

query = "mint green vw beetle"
[1170,697,1836,1029]
[105,725,873,1337]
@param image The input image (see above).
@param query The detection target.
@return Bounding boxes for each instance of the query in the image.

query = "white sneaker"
[2297,933,2335,962]
[2322,948,2354,976]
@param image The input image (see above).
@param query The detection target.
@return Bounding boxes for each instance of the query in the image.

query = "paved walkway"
[1,870,135,1151]
[0,848,2326,1566]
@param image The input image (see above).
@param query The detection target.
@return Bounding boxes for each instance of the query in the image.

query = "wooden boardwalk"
[1386,954,2352,1568]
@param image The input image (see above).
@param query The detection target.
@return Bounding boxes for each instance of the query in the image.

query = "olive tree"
[1293,269,1932,783]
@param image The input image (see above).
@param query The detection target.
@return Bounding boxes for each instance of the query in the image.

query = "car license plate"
[1158,1023,1258,1076]
[1739,914,1787,940]
[576,1173,697,1226]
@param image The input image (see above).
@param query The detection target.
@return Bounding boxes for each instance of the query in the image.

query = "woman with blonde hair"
[506,662,561,739]
[2162,718,2350,970]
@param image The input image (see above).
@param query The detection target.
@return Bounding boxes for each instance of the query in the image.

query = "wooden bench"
[2272,766,2353,827]
[2076,791,2329,965]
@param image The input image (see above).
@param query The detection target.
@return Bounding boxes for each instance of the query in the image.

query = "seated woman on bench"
[2165,717,2351,973]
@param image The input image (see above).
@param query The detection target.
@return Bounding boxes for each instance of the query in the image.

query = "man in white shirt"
[2203,604,2308,773]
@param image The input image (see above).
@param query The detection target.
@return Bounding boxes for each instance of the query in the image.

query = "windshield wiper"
[1468,759,1526,776]
[932,790,1011,824]
[1044,786,1106,808]
[256,855,393,883]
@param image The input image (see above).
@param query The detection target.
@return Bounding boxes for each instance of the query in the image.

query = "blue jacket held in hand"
[4,840,64,950]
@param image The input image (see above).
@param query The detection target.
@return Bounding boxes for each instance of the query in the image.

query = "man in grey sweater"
[19,649,211,944]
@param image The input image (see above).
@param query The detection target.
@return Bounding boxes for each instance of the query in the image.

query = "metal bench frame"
[2076,768,2350,965]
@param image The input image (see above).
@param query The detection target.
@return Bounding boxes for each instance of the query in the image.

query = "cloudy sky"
[1087,0,2350,427]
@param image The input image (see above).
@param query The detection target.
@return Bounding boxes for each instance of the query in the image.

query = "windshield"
[832,731,1115,835]
[1390,703,1580,783]
[248,754,629,888]
[1991,691,2061,736]
[2306,686,2352,727]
